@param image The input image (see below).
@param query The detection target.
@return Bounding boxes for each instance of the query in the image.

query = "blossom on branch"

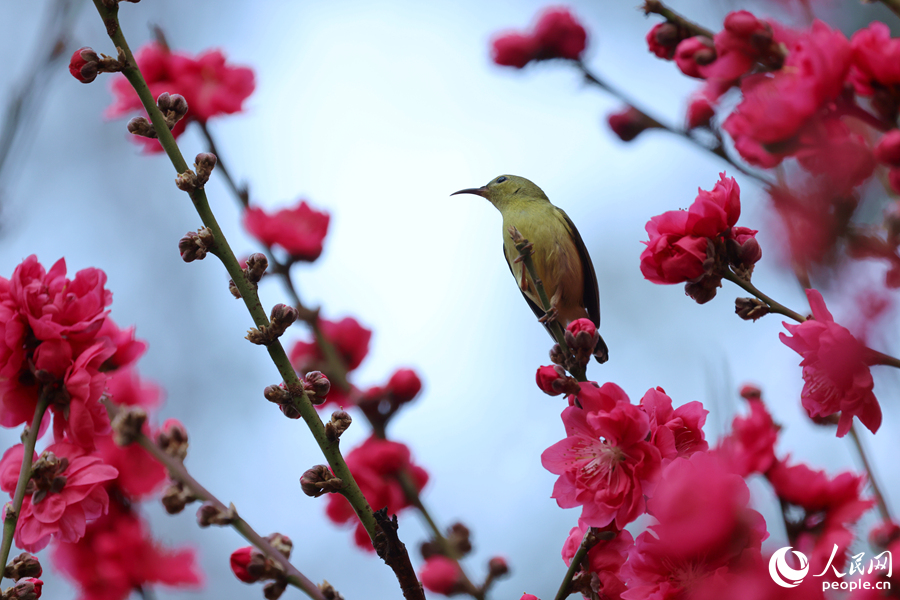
[779,289,882,437]
[243,200,330,262]
[492,8,587,68]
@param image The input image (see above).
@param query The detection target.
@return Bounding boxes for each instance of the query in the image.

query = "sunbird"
[452,174,609,363]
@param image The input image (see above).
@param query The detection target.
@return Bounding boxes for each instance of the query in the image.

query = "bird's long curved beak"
[451,186,489,198]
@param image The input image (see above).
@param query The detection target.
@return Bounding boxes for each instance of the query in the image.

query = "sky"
[1,1,899,599]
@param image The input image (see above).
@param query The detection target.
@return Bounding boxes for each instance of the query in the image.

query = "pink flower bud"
[566,318,596,337]
[520,595,540,600]
[647,23,680,59]
[488,556,509,577]
[11,578,42,600]
[230,547,261,583]
[739,385,762,400]
[723,11,763,37]
[535,365,575,396]
[875,130,900,166]
[674,37,715,78]
[69,47,99,83]
[492,34,538,68]
[419,556,464,596]
[608,107,655,142]
[386,368,422,403]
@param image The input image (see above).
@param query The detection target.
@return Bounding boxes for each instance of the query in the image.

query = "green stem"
[848,423,892,523]
[99,401,327,599]
[867,348,900,370]
[0,393,50,576]
[90,0,378,548]
[512,234,586,382]
[197,122,352,392]
[721,270,808,323]
[554,528,603,600]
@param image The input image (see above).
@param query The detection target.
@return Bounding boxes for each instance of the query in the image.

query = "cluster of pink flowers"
[325,437,428,550]
[107,42,254,152]
[640,172,760,303]
[0,256,200,598]
[243,200,331,262]
[492,8,587,68]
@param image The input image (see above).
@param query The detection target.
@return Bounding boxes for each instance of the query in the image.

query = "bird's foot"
[539,306,559,325]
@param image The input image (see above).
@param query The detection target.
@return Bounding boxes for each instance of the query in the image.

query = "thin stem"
[198,123,352,392]
[100,400,326,599]
[575,62,774,188]
[91,0,381,557]
[0,393,50,575]
[642,0,715,39]
[721,270,808,323]
[554,528,603,600]
[866,348,900,370]
[848,423,892,523]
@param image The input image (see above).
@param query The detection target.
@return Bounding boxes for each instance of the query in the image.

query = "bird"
[452,174,608,363]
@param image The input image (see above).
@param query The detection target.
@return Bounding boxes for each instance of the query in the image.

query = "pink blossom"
[849,22,900,96]
[385,368,422,403]
[767,460,874,577]
[638,387,708,465]
[491,8,587,68]
[0,441,118,552]
[621,452,767,599]
[243,200,330,261]
[714,397,779,477]
[646,23,678,60]
[639,210,708,285]
[780,289,881,437]
[96,319,147,371]
[54,340,116,449]
[419,556,463,595]
[325,437,428,550]
[290,316,372,373]
[561,524,632,599]
[542,386,662,528]
[52,499,202,600]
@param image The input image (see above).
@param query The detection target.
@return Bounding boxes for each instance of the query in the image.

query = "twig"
[102,400,328,600]
[848,423,892,523]
[876,0,900,20]
[0,392,50,576]
[90,0,381,561]
[553,528,603,600]
[721,270,808,323]
[642,0,715,39]
[575,62,774,188]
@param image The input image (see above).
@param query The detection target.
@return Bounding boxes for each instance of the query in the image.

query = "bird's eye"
[496,176,508,183]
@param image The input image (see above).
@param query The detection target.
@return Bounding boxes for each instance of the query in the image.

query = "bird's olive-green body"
[452,175,608,362]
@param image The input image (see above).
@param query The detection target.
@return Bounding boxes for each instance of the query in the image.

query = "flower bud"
[304,371,331,405]
[674,36,715,78]
[447,522,472,557]
[488,556,510,578]
[266,532,293,558]
[263,580,287,600]
[735,297,769,321]
[646,23,680,59]
[69,47,99,83]
[723,10,764,37]
[535,365,579,396]
[111,406,147,446]
[230,546,263,583]
[245,253,268,283]
[178,231,207,262]
[4,554,41,581]
[228,279,242,299]
[9,578,42,600]
[386,368,422,403]
[269,304,299,337]
[126,116,157,138]
[161,482,194,515]
[727,227,762,271]
[739,384,762,400]
[197,501,238,528]
[875,130,900,166]
[157,92,189,126]
[419,556,465,596]
[300,465,343,497]
[325,410,352,442]
[156,419,189,461]
[683,274,721,304]
[318,581,344,600]
[549,343,566,366]
[264,383,292,405]
[279,404,302,419]
[194,152,217,185]
[607,106,659,142]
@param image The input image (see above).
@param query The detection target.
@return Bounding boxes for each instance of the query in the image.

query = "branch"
[553,527,605,600]
[0,392,50,575]
[721,271,808,323]
[876,0,900,20]
[90,0,379,558]
[642,0,715,39]
[103,400,328,600]
[848,423,892,523]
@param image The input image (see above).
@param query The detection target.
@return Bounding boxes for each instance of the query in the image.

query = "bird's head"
[451,174,549,210]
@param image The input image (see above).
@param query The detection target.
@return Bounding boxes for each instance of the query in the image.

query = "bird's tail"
[593,334,609,364]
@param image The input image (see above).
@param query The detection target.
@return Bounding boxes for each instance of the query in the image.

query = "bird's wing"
[503,245,552,335]
[559,209,601,327]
